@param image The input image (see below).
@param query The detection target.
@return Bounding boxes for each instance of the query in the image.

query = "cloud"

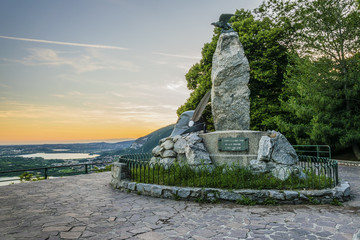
[166,80,187,91]
[0,35,128,51]
[51,91,103,100]
[0,83,11,89]
[153,51,201,60]
[0,99,177,126]
[6,47,139,73]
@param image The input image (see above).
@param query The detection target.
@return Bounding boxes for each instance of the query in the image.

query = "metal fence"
[293,145,331,159]
[0,161,113,183]
[119,153,338,190]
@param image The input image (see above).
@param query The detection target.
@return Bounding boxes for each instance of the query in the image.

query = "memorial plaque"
[218,138,249,152]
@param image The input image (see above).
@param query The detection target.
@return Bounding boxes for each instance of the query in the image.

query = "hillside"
[112,124,174,154]
[0,141,134,156]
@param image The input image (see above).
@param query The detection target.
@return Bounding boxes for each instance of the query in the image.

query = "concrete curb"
[336,160,360,167]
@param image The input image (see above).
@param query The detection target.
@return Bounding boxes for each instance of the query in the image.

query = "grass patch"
[236,196,256,206]
[330,199,343,206]
[129,162,334,190]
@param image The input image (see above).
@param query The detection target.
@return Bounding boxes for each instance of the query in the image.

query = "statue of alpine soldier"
[151,91,212,168]
[151,14,304,181]
[170,91,210,137]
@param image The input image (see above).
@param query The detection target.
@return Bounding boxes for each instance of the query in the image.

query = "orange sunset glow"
[0,0,261,145]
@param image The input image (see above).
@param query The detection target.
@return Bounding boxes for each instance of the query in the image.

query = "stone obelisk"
[211,31,250,130]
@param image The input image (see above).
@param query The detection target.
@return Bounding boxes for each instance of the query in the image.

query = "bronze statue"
[211,14,234,33]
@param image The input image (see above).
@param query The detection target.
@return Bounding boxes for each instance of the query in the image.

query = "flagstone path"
[0,165,359,240]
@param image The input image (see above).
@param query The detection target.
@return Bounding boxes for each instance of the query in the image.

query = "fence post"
[44,168,48,179]
[111,162,130,180]
[85,164,88,174]
[316,145,320,159]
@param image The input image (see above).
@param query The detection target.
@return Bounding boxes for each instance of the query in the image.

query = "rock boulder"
[211,31,250,131]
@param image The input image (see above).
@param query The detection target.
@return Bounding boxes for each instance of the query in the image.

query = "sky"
[0,0,262,145]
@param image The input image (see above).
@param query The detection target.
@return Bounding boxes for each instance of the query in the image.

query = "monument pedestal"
[199,130,267,167]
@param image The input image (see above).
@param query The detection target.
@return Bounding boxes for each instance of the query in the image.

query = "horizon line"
[0,35,128,50]
[0,138,135,146]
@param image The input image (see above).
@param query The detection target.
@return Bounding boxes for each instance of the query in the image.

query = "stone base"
[199,130,268,167]
[111,179,351,205]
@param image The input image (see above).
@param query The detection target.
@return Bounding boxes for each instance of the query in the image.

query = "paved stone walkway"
[0,165,359,240]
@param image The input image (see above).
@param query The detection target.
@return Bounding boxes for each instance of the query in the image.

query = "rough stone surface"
[271,165,296,181]
[185,133,203,145]
[250,131,301,180]
[353,229,360,240]
[257,131,298,165]
[161,139,174,150]
[0,167,359,240]
[159,157,176,166]
[111,162,130,180]
[151,132,212,167]
[185,143,212,165]
[173,138,187,154]
[257,136,274,162]
[199,130,267,167]
[271,131,298,165]
[149,157,159,165]
[211,31,250,131]
[161,150,176,158]
[152,145,162,157]
[113,178,351,205]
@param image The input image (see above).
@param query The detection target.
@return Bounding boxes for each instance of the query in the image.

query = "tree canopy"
[261,0,360,159]
[178,9,289,131]
[178,0,360,159]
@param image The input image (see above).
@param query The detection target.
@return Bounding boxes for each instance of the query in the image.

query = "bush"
[19,172,33,181]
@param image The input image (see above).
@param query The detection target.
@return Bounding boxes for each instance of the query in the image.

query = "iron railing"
[293,145,331,159]
[119,153,338,189]
[0,161,113,183]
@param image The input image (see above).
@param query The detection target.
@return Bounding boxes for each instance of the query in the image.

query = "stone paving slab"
[0,165,358,240]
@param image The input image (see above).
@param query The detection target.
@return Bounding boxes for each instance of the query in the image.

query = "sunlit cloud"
[0,83,11,89]
[0,35,128,50]
[176,63,194,70]
[166,80,187,91]
[110,92,124,98]
[0,99,177,125]
[153,51,201,60]
[4,47,140,73]
[51,91,103,100]
[52,94,66,98]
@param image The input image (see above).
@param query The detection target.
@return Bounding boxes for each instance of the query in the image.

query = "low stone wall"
[111,162,350,205]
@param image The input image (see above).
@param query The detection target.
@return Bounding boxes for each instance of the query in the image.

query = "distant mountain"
[123,124,175,154]
[0,140,134,156]
[0,125,175,158]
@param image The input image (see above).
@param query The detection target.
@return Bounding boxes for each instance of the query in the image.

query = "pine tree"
[264,0,360,158]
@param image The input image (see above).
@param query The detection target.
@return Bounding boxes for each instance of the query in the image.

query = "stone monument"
[151,14,302,180]
[199,19,267,167]
[211,31,250,131]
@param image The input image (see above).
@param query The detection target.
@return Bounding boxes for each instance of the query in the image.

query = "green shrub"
[19,172,33,181]
[130,162,334,191]
[94,165,112,172]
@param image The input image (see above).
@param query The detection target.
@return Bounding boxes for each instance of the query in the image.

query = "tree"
[178,9,289,131]
[263,0,360,159]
